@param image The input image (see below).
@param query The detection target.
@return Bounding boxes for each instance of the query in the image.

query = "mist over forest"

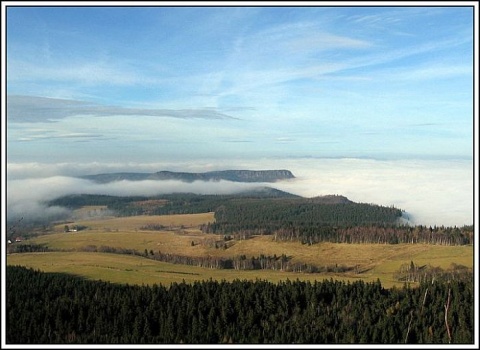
[5,157,473,228]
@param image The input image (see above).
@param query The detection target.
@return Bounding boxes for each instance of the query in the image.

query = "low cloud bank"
[5,157,474,228]
[5,176,269,223]
[269,158,473,228]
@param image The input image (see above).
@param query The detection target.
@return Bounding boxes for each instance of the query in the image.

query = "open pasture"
[7,252,356,286]
[29,229,219,256]
[9,212,473,288]
[7,241,472,288]
[56,212,215,232]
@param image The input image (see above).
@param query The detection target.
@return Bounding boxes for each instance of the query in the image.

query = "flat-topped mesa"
[206,169,295,182]
[151,169,295,183]
[81,169,295,184]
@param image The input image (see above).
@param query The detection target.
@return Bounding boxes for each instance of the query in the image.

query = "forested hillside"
[48,193,473,246]
[6,266,473,344]
[49,193,402,226]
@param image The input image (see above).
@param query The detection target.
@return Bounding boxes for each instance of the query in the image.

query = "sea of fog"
[5,157,475,228]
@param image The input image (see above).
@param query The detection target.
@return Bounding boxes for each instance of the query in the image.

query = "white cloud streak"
[7,95,238,123]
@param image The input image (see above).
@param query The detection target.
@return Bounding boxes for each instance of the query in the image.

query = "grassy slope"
[7,212,473,288]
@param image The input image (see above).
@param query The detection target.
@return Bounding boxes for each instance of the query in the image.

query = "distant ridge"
[80,169,295,184]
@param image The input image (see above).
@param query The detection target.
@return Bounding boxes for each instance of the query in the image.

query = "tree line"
[393,261,472,284]
[48,193,473,246]
[6,265,473,344]
[8,241,351,274]
[145,251,352,273]
[8,241,472,281]
[202,219,473,246]
[263,224,473,246]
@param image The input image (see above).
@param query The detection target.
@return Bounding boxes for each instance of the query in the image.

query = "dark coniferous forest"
[47,193,474,246]
[6,266,473,344]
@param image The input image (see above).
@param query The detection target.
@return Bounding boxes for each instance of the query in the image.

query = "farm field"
[7,212,474,289]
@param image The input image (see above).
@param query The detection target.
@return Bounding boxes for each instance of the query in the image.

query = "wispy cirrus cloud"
[247,21,373,55]
[195,18,471,110]
[7,58,159,86]
[14,132,112,143]
[4,6,473,164]
[380,63,472,82]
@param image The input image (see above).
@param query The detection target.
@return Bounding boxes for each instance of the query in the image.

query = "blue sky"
[4,3,475,164]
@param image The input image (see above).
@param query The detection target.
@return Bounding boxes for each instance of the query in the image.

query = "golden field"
[7,211,473,288]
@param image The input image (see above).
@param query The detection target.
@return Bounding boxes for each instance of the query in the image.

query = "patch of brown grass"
[52,212,215,233]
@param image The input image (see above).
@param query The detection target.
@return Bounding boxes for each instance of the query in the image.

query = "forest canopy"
[6,265,474,344]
